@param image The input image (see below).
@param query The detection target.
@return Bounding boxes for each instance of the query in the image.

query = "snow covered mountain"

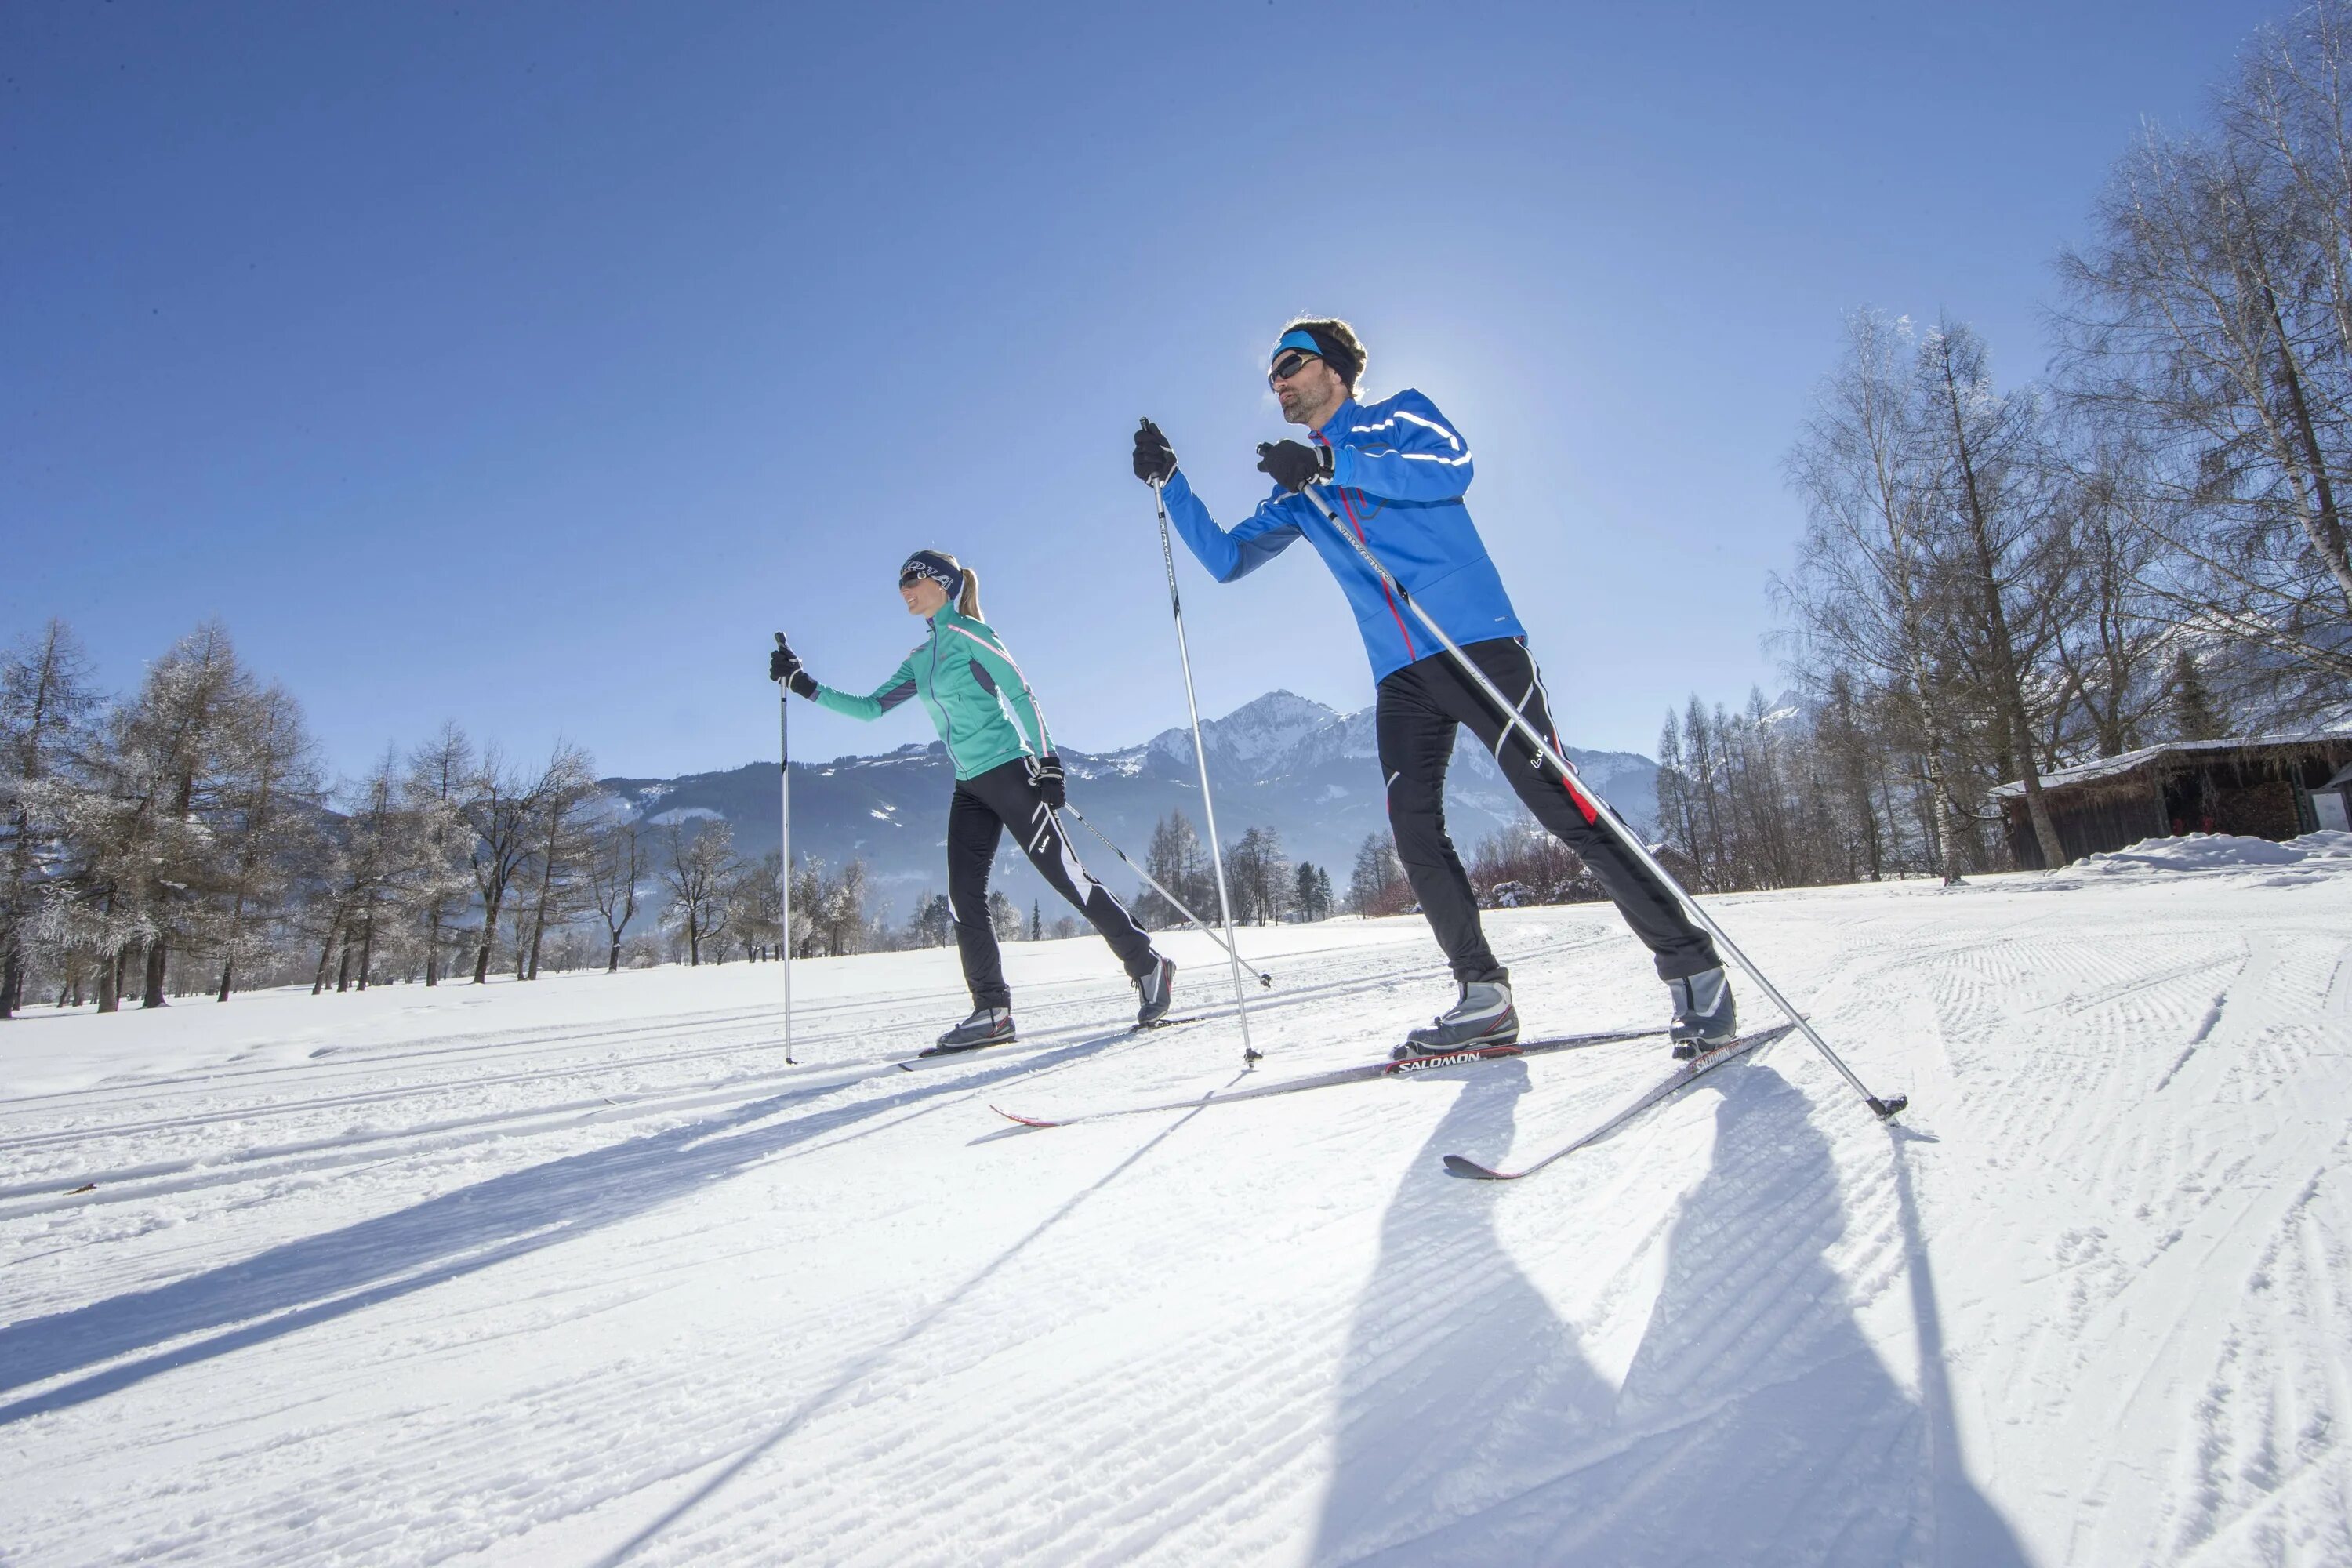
[600,691,1663,923]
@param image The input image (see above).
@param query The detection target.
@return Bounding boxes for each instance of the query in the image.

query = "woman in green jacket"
[768,550,1174,1051]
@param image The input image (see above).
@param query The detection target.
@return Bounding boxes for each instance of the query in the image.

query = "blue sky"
[5,1,2259,784]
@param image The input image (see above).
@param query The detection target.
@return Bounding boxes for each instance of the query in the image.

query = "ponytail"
[958,568,983,620]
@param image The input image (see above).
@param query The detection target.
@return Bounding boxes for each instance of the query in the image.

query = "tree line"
[0,619,858,1019]
[1655,6,2352,890]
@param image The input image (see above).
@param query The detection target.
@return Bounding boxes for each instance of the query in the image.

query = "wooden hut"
[1991,735,2352,869]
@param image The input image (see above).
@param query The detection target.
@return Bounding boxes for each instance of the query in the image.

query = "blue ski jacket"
[1159,390,1524,684]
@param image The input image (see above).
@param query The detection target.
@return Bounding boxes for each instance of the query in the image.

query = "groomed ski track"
[5,850,2352,1566]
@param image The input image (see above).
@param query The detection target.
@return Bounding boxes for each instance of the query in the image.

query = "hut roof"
[1988,732,2352,800]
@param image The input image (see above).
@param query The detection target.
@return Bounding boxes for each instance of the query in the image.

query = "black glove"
[1255,439,1332,494]
[768,637,819,699]
[1033,753,1066,809]
[1133,419,1177,485]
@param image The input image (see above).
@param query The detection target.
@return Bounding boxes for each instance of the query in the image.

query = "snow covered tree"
[0,620,96,1019]
[58,623,294,1008]
[515,743,598,981]
[207,684,321,1000]
[305,753,411,995]
[988,889,1021,942]
[725,850,783,961]
[2169,650,2228,741]
[401,724,477,985]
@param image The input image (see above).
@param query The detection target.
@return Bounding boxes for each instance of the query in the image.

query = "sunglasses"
[1269,350,1320,387]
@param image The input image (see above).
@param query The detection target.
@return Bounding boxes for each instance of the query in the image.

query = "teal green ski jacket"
[808,604,1052,781]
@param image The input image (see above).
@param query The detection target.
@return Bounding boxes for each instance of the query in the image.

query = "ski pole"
[1056,800,1273,987]
[1291,482,1907,1120]
[774,633,797,1065]
[1148,472,1262,1065]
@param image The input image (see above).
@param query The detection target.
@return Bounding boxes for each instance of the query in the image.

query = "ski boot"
[1392,980,1519,1061]
[1134,955,1177,1029]
[1668,967,1737,1060]
[924,1006,1016,1055]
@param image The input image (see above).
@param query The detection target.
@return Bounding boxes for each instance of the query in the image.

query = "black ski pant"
[1377,637,1719,986]
[948,758,1157,1009]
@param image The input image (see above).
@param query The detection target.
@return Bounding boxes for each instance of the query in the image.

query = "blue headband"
[1271,328,1323,364]
[898,550,961,595]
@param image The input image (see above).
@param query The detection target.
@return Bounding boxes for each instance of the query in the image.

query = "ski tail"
[1443,1022,1798,1181]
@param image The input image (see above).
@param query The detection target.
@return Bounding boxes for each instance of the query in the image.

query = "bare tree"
[2058,8,2352,713]
[584,813,642,972]
[1780,310,1985,881]
[1134,811,1211,928]
[658,819,739,966]
[463,749,548,984]
[1348,832,1410,916]
[1225,826,1289,925]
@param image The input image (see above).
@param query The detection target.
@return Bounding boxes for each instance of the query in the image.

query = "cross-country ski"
[992,1024,1664,1131]
[1440,1022,1801,1180]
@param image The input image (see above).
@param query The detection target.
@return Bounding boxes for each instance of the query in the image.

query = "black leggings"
[948,759,1157,1008]
[1376,637,1719,985]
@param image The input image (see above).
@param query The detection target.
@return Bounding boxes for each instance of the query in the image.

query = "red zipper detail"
[1323,433,1417,663]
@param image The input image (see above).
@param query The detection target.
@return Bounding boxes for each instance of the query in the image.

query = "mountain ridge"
[601,691,1661,924]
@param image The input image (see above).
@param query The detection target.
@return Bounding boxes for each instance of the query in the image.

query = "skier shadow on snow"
[1312,1059,2031,1567]
[0,1036,1127,1425]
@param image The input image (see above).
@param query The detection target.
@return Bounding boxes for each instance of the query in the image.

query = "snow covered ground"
[5,837,2352,1566]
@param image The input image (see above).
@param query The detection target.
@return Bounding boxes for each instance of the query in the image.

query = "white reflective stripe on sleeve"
[1352,445,1474,468]
[1350,408,1465,451]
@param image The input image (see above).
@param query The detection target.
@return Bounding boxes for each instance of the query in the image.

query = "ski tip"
[991,1106,1061,1128]
[1441,1154,1510,1181]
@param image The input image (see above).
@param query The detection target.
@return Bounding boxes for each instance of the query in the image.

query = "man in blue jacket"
[1133,318,1734,1058]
